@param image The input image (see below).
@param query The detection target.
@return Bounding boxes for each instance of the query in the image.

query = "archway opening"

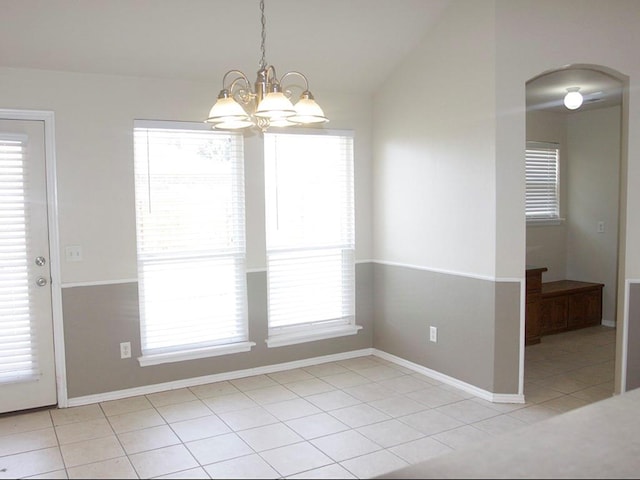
[524,64,628,402]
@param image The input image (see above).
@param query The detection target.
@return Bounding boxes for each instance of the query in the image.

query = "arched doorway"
[524,64,629,400]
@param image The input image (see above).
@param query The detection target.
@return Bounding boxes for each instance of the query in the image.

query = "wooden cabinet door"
[568,290,602,328]
[541,296,568,334]
[525,294,541,345]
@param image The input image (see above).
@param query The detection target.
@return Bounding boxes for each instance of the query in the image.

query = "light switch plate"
[430,326,438,343]
[65,245,83,262]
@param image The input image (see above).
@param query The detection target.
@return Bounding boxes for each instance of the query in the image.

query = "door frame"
[0,108,67,408]
[522,64,629,396]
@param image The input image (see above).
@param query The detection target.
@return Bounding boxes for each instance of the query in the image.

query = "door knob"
[36,277,48,287]
[35,256,46,266]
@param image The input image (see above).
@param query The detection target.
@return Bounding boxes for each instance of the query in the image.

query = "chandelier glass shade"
[206,0,328,132]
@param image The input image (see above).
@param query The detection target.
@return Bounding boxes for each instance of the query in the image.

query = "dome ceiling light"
[563,87,584,110]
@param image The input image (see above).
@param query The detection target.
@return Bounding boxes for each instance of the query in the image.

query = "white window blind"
[0,134,39,384]
[526,141,560,221]
[264,131,358,347]
[134,121,251,365]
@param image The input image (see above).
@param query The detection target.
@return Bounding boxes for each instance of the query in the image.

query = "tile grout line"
[1,326,615,479]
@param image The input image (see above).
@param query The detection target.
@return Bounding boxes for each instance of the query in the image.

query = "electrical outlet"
[597,221,605,233]
[120,342,131,359]
[430,326,438,343]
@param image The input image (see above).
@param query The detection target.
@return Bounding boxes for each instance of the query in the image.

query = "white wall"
[566,106,621,324]
[495,0,640,281]
[0,67,373,284]
[495,0,640,392]
[525,106,621,324]
[525,110,568,281]
[372,0,497,278]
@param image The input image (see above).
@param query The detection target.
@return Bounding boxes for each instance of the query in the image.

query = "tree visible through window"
[133,121,251,365]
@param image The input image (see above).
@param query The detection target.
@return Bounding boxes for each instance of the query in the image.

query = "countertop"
[525,265,548,274]
[381,387,640,479]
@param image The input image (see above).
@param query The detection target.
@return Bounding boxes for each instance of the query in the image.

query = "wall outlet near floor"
[120,341,131,359]
[429,326,438,343]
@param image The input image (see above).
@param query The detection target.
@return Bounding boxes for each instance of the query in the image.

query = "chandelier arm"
[222,70,252,90]
[280,71,310,92]
[264,65,279,85]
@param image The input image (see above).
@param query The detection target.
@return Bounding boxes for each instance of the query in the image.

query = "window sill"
[266,324,363,348]
[527,217,565,227]
[138,341,256,367]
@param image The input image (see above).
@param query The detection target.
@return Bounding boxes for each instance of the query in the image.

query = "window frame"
[0,133,41,384]
[525,141,563,226]
[133,120,253,367]
[263,129,360,348]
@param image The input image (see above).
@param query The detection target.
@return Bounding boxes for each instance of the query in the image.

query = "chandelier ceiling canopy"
[206,0,329,132]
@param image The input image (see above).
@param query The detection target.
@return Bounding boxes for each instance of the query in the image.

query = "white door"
[0,118,57,413]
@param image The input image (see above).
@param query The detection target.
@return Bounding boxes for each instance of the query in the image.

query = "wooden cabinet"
[540,280,604,335]
[540,295,568,334]
[525,266,547,346]
[525,297,542,345]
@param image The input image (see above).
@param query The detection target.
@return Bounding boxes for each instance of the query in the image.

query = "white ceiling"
[3,1,623,110]
[0,0,450,94]
[526,67,623,114]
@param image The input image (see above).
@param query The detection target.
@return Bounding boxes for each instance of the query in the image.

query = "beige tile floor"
[0,325,616,479]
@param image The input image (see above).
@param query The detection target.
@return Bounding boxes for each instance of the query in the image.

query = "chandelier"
[206,0,328,132]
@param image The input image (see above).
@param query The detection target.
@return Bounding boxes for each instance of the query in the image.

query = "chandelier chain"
[259,0,266,70]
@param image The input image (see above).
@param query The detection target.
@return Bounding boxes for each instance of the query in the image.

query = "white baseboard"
[372,349,525,404]
[602,319,616,328]
[66,348,374,407]
[67,346,524,407]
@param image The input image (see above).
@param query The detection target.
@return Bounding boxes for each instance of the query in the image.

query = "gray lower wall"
[372,263,520,394]
[61,261,521,399]
[627,282,640,390]
[62,264,374,398]
[493,281,521,393]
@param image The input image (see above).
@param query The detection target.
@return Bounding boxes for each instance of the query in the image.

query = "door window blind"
[264,131,355,343]
[526,141,560,220]
[134,122,248,361]
[0,134,39,384]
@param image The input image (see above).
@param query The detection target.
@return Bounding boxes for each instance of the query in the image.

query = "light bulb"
[563,88,583,110]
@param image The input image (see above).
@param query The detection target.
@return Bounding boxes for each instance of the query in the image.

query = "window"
[0,134,39,383]
[264,130,359,347]
[133,121,252,366]
[525,141,560,223]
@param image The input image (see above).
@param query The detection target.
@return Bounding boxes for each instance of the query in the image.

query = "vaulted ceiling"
[2,1,624,110]
[0,0,450,94]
